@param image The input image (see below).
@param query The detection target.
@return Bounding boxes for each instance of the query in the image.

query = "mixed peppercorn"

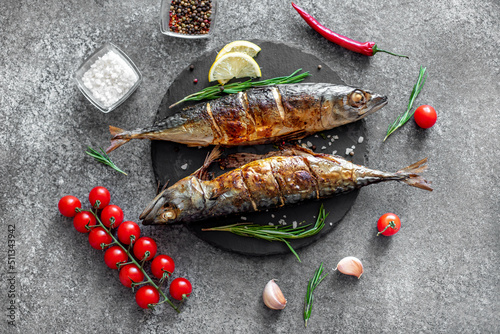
[169,0,213,35]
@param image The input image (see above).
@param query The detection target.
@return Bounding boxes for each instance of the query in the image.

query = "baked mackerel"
[140,146,432,225]
[106,83,387,152]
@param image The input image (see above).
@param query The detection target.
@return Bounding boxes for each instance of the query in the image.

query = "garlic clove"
[335,256,364,279]
[263,279,287,310]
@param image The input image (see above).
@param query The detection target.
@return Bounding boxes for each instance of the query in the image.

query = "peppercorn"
[193,78,198,84]
[168,0,213,35]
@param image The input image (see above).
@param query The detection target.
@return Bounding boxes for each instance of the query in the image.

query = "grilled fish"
[140,146,432,225]
[107,83,387,153]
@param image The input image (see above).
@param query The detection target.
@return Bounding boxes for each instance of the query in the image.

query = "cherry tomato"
[58,195,82,217]
[169,277,192,301]
[117,221,141,245]
[119,264,144,288]
[414,105,437,129]
[133,237,157,261]
[100,205,124,229]
[89,186,111,209]
[135,285,160,309]
[151,255,175,280]
[73,211,96,233]
[88,227,113,250]
[104,246,128,270]
[377,213,401,236]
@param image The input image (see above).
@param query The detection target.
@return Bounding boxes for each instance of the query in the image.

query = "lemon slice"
[215,40,262,61]
[208,52,262,84]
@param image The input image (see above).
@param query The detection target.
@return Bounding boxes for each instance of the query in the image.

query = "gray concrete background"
[1,0,499,333]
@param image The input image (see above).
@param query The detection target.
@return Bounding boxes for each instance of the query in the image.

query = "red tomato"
[73,211,96,233]
[104,246,128,270]
[100,205,124,229]
[58,195,82,217]
[151,255,175,280]
[414,105,437,129]
[89,186,111,209]
[117,221,141,245]
[119,264,144,288]
[135,285,160,309]
[88,227,113,250]
[377,213,401,236]
[133,237,157,261]
[169,277,192,301]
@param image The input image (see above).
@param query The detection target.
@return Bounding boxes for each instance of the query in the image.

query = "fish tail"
[106,126,131,153]
[396,158,433,191]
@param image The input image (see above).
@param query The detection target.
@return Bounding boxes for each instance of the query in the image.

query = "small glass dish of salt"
[74,43,142,113]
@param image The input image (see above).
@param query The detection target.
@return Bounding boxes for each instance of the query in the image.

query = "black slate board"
[151,41,368,257]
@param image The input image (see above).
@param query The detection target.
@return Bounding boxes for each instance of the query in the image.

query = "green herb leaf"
[86,147,127,175]
[170,69,311,108]
[202,204,328,262]
[304,262,328,327]
[384,66,427,141]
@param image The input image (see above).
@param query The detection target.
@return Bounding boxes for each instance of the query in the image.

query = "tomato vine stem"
[87,209,180,313]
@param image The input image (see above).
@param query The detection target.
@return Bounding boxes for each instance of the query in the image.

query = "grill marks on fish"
[106,83,388,153]
[140,146,432,225]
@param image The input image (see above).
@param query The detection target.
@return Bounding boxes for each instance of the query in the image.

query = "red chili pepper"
[292,2,408,58]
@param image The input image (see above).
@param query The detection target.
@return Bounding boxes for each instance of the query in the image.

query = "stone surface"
[0,0,499,333]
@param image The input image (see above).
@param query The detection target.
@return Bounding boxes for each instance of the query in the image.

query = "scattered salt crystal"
[327,135,331,138]
[328,142,332,146]
[271,214,275,218]
[358,136,364,144]
[283,215,287,218]
[333,135,339,139]
[321,146,326,150]
[351,145,356,149]
[345,148,353,155]
[332,150,337,155]
[268,222,274,226]
[301,143,307,148]
[278,219,286,225]
[298,139,302,143]
[307,141,313,148]
[180,163,188,170]
[241,216,247,221]
[330,222,333,226]
[292,221,298,229]
[82,50,138,108]
[314,135,319,138]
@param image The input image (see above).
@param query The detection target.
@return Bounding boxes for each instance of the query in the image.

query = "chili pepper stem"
[372,45,408,58]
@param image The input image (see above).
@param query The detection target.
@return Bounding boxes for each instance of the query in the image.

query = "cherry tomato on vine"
[135,285,160,309]
[151,255,175,280]
[58,195,81,217]
[117,221,141,245]
[73,211,96,233]
[119,264,144,288]
[89,186,111,209]
[133,237,157,261]
[88,227,113,250]
[104,246,128,270]
[169,277,192,301]
[100,205,124,229]
[377,213,401,236]
[414,105,437,129]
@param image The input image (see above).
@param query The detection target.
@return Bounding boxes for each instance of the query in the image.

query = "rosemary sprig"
[304,262,328,327]
[86,147,127,175]
[384,66,427,141]
[202,204,328,262]
[169,69,311,108]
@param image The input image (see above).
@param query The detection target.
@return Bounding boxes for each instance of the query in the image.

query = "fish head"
[328,86,388,126]
[140,176,206,225]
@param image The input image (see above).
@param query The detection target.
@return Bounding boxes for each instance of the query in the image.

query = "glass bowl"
[160,0,217,39]
[74,43,142,113]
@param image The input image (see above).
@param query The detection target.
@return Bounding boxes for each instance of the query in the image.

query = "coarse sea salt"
[82,50,138,108]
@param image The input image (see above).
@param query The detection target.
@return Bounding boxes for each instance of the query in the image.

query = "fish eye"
[349,90,366,107]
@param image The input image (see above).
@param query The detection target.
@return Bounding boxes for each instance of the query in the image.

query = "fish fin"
[106,126,130,153]
[397,158,433,191]
[192,146,223,180]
